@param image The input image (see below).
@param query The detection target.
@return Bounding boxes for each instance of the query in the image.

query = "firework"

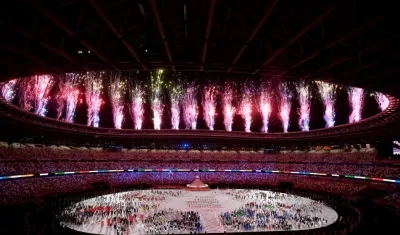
[167,80,183,130]
[202,85,218,130]
[56,78,67,120]
[65,89,80,123]
[33,75,54,117]
[149,70,164,130]
[1,79,18,102]
[296,81,311,131]
[239,84,253,133]
[108,73,126,129]
[130,82,145,130]
[375,92,389,111]
[222,83,236,131]
[316,81,337,128]
[259,85,271,133]
[55,73,80,122]
[85,72,103,127]
[278,82,293,133]
[18,76,35,111]
[182,83,198,129]
[348,87,364,123]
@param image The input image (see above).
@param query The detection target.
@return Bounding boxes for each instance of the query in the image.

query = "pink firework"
[65,88,80,123]
[130,83,145,130]
[259,86,271,133]
[202,85,218,130]
[85,72,103,127]
[316,81,337,128]
[33,75,54,117]
[239,84,253,133]
[168,81,183,130]
[348,87,364,123]
[18,76,35,111]
[108,74,126,129]
[222,83,236,131]
[56,79,67,120]
[278,82,293,133]
[182,83,198,129]
[170,97,181,130]
[150,70,164,130]
[55,73,80,122]
[1,79,18,102]
[375,92,389,111]
[296,81,311,131]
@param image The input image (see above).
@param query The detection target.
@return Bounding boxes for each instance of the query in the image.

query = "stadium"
[0,0,399,234]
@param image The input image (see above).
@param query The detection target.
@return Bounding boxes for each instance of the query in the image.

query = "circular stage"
[59,189,338,234]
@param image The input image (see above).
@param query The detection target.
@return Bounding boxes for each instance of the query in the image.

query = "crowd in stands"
[1,160,400,178]
[0,143,400,179]
[376,192,400,210]
[0,142,379,163]
[0,172,371,206]
[1,142,399,207]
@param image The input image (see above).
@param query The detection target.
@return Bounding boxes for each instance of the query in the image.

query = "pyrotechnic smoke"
[348,87,364,123]
[56,78,67,120]
[375,92,389,111]
[182,83,198,129]
[18,76,35,111]
[316,81,337,128]
[239,84,253,133]
[167,80,183,130]
[278,82,293,133]
[259,85,271,133]
[108,74,126,129]
[202,85,218,130]
[149,70,164,130]
[55,73,80,122]
[85,72,103,127]
[222,83,236,132]
[296,81,311,131]
[1,79,18,102]
[33,75,54,117]
[130,82,145,130]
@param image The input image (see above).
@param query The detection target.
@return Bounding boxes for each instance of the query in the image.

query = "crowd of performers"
[220,189,335,232]
[58,189,336,234]
[144,210,203,234]
[58,190,203,234]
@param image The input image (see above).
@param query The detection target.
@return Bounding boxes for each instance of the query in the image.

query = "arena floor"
[60,189,338,234]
